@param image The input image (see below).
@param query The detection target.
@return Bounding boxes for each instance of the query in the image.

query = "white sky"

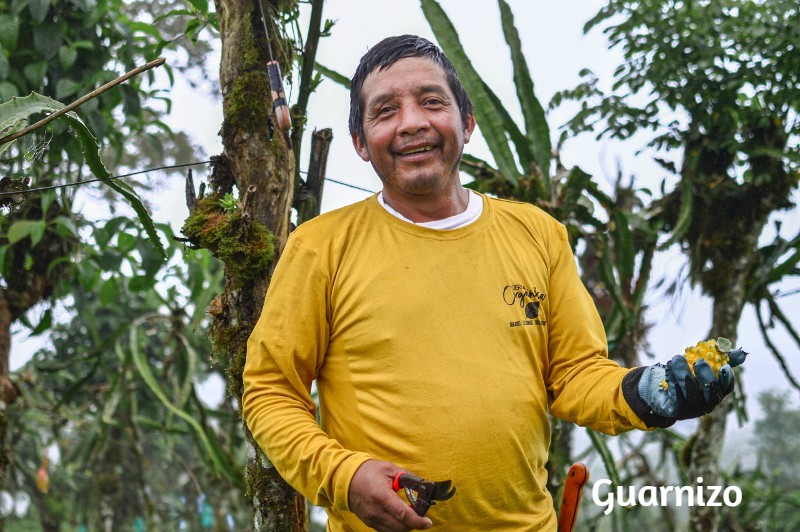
[11,0,800,482]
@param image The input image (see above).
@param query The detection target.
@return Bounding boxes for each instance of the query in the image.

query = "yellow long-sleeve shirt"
[243,193,649,530]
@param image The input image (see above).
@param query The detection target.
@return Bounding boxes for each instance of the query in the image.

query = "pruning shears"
[391,472,456,517]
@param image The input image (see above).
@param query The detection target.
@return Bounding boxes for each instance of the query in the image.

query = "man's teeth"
[400,146,432,155]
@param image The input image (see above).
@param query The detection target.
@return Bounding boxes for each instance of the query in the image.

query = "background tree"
[557,0,800,529]
[0,0,225,526]
[5,223,248,530]
[180,0,332,528]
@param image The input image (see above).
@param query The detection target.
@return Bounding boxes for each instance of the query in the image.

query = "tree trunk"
[686,229,754,532]
[211,0,306,529]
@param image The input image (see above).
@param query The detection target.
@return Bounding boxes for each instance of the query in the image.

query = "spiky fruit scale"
[683,338,732,376]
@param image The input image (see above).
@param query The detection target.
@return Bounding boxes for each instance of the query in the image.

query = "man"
[243,35,745,531]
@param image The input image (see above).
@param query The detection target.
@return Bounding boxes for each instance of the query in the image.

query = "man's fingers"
[693,359,716,402]
[385,498,433,529]
[349,460,434,531]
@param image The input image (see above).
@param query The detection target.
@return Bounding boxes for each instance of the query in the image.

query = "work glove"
[622,338,748,428]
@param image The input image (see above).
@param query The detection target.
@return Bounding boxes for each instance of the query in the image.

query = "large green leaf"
[0,92,167,259]
[587,429,622,488]
[480,79,533,170]
[421,0,521,184]
[314,62,351,90]
[497,0,552,184]
[659,178,693,250]
[128,319,239,483]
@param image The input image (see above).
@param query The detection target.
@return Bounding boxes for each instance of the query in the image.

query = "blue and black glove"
[622,338,748,428]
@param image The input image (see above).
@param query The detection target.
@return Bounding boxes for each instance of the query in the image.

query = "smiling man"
[242,35,745,531]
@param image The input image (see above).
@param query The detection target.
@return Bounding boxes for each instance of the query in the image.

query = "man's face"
[351,57,475,198]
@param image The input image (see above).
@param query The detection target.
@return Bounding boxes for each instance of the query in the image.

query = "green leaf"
[96,216,129,249]
[58,46,78,71]
[497,0,552,184]
[0,94,166,260]
[480,79,533,170]
[29,219,46,247]
[129,275,155,292]
[0,118,24,156]
[99,277,119,305]
[314,62,351,89]
[186,0,208,14]
[0,15,20,52]
[30,308,52,335]
[128,321,240,483]
[79,259,100,291]
[117,232,137,254]
[7,220,41,244]
[55,78,82,99]
[63,114,168,259]
[422,0,521,184]
[0,46,9,80]
[32,24,62,59]
[659,179,693,250]
[587,429,622,487]
[0,81,18,103]
[28,0,51,23]
[612,210,635,286]
[52,216,77,238]
[23,61,48,86]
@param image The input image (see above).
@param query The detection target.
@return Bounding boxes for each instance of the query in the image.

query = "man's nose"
[397,103,430,135]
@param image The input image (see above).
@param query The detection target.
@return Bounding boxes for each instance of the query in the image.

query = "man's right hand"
[348,460,434,531]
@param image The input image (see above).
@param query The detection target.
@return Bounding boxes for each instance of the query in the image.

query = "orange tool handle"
[557,463,590,532]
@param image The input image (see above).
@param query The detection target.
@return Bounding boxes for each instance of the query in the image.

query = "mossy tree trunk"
[209,0,306,529]
[678,115,795,532]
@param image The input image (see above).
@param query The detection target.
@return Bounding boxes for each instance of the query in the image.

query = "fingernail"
[424,519,433,529]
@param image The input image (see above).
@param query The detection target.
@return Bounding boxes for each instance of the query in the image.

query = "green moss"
[181,195,276,290]
[223,70,271,140]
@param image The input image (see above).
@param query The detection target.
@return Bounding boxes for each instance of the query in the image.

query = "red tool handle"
[266,60,291,132]
[557,463,590,532]
[391,472,405,492]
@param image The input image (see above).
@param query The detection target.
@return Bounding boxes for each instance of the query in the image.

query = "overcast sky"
[13,0,800,473]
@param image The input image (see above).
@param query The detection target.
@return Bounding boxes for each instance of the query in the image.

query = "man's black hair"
[348,35,474,140]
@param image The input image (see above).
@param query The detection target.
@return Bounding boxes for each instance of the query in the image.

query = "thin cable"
[256,0,275,60]
[0,159,376,196]
[323,177,374,194]
[0,160,213,196]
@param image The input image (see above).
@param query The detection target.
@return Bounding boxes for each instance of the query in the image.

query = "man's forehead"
[361,57,450,101]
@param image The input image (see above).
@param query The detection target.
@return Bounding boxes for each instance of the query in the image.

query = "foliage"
[718,392,800,531]
[556,1,800,529]
[5,221,248,529]
[555,0,800,308]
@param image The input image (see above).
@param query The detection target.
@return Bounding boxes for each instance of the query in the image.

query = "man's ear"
[351,132,370,162]
[463,112,476,144]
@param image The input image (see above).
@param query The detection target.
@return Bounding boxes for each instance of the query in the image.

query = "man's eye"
[425,98,443,106]
[376,106,393,115]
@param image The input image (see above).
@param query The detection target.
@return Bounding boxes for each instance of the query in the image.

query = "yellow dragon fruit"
[683,337,733,376]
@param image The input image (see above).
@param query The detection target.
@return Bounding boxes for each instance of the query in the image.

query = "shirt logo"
[503,283,547,328]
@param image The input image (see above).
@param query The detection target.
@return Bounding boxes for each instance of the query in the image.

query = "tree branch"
[0,58,166,146]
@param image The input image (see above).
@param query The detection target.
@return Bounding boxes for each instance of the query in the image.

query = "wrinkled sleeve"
[242,235,372,510]
[545,223,652,434]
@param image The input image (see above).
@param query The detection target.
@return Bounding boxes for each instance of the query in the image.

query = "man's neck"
[380,186,470,223]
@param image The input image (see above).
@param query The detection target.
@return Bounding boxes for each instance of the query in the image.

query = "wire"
[0,160,213,196]
[0,159,376,196]
[324,177,374,194]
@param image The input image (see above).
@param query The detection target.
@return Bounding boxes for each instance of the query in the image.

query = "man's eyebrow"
[365,84,451,111]
[366,92,397,111]
[416,84,449,97]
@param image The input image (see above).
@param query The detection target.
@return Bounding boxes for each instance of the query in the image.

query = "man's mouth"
[397,145,435,155]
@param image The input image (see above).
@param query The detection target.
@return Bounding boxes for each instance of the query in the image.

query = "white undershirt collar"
[378,190,483,230]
